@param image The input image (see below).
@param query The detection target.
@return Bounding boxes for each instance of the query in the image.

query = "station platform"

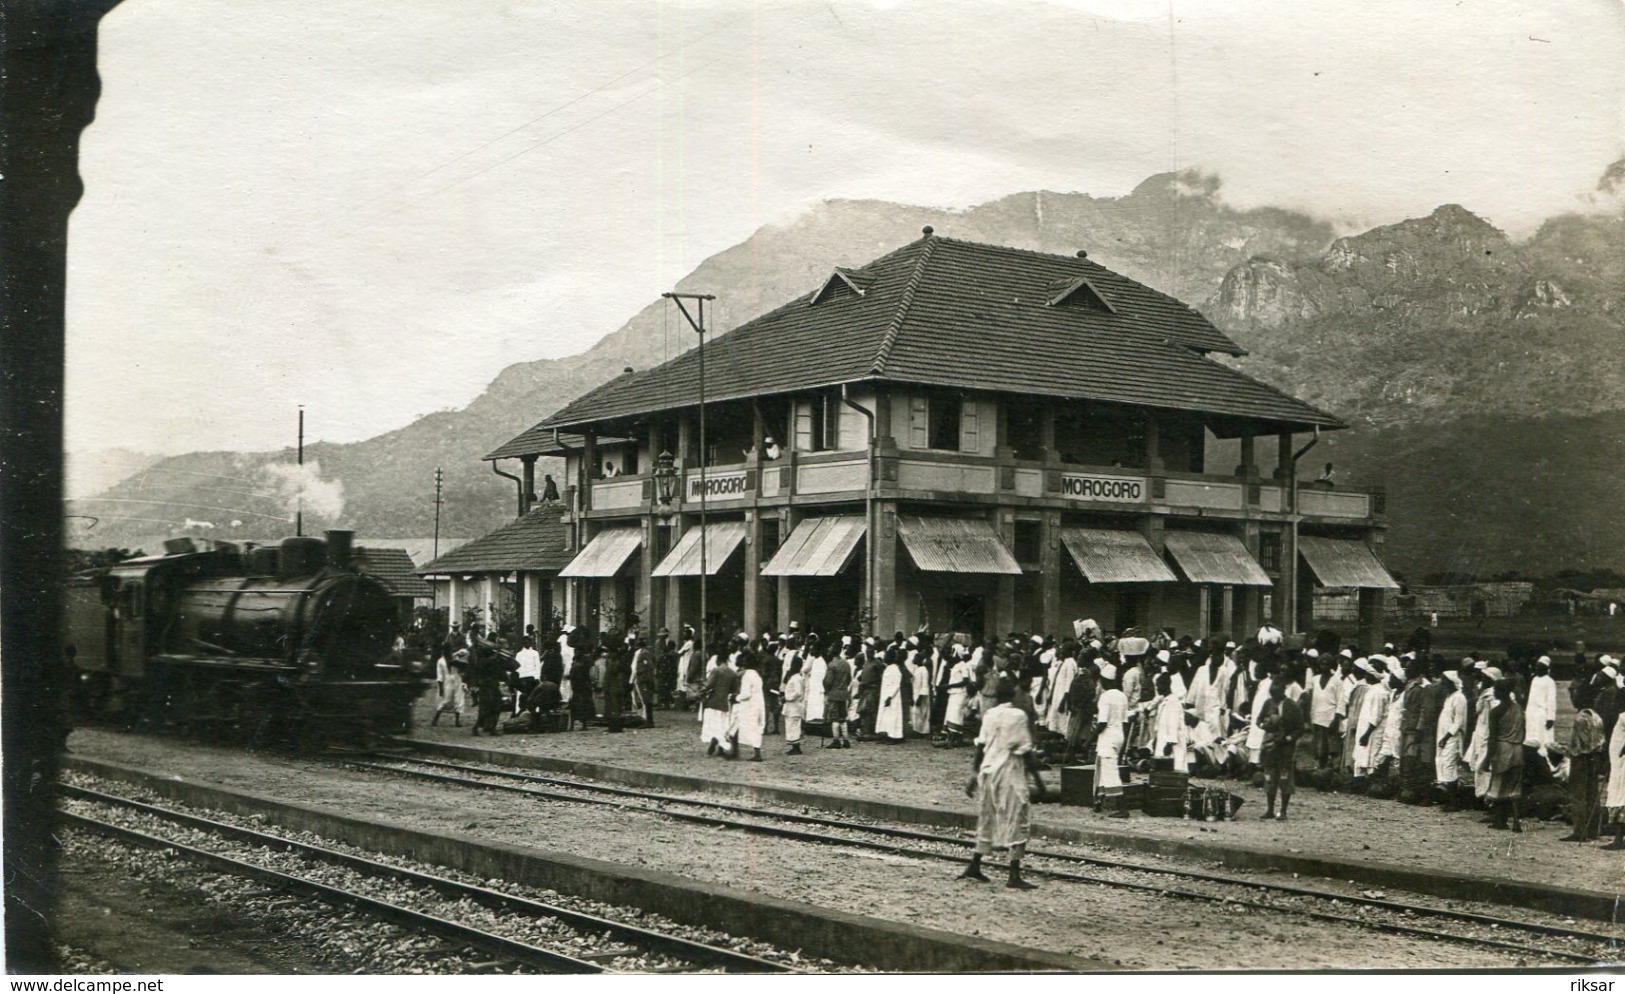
[409,696,1623,920]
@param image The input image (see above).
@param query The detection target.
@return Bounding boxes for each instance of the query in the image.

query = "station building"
[486,230,1397,647]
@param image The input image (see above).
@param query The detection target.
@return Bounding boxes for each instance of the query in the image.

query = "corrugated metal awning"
[897,516,1022,575]
[1163,530,1273,586]
[651,521,748,577]
[1298,535,1400,590]
[1060,528,1177,583]
[761,516,866,577]
[557,527,642,578]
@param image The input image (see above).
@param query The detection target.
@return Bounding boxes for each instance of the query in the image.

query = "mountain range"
[71,170,1625,579]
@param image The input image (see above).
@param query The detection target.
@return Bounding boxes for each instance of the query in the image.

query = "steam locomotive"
[65,529,429,747]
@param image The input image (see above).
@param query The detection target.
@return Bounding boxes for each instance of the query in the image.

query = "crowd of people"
[417,618,1625,848]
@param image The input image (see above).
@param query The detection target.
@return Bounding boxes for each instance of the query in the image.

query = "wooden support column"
[776,506,803,633]
[873,501,898,634]
[993,509,1016,636]
[1039,509,1062,636]
[481,575,497,634]
[743,509,767,636]
[520,456,537,515]
[582,429,598,511]
[447,576,461,627]
[1239,522,1263,640]
[1220,586,1235,641]
[1276,432,1298,632]
[1139,514,1167,630]
[1145,410,1164,471]
[1237,435,1257,478]
[637,516,655,637]
[1040,405,1057,464]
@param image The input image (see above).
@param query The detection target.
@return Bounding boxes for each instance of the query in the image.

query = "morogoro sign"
[1058,473,1145,503]
[687,469,751,502]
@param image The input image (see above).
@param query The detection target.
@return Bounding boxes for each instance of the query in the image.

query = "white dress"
[435,656,465,714]
[1044,657,1078,732]
[1153,694,1190,771]
[876,664,906,740]
[1436,688,1467,783]
[804,654,827,723]
[1352,684,1387,773]
[732,668,766,749]
[1608,713,1625,813]
[945,660,973,729]
[1524,675,1558,747]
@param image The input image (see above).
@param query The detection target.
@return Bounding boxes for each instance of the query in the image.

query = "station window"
[1258,533,1282,573]
[928,392,962,451]
[800,393,841,451]
[1013,521,1042,564]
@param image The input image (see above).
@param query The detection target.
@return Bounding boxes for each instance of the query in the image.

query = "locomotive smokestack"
[325,529,355,570]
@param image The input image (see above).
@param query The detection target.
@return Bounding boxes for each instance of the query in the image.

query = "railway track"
[58,782,802,975]
[349,751,1621,966]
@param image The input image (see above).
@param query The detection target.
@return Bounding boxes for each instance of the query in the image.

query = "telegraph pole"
[296,404,305,536]
[433,467,444,560]
[662,292,715,641]
[432,467,444,615]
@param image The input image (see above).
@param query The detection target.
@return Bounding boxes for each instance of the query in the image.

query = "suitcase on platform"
[1060,764,1132,806]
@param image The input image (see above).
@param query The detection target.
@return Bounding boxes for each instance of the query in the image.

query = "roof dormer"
[1045,275,1117,313]
[810,267,869,305]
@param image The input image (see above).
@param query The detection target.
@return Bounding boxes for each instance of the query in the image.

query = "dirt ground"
[62,729,1577,970]
[400,694,1625,899]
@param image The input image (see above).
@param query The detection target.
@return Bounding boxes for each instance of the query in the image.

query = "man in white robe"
[1352,666,1389,776]
[1524,656,1558,748]
[1435,669,1468,806]
[1044,648,1079,734]
[804,638,828,725]
[731,656,767,761]
[876,654,907,741]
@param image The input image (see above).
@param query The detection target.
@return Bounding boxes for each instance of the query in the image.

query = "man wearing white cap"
[1465,666,1501,802]
[1351,662,1388,778]
[1524,657,1558,748]
[1094,663,1130,818]
[1435,670,1468,807]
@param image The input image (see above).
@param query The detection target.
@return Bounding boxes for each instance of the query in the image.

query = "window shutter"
[960,397,980,453]
[823,395,840,450]
[793,401,813,451]
[908,395,929,449]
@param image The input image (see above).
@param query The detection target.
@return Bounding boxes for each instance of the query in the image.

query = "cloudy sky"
[67,0,1624,456]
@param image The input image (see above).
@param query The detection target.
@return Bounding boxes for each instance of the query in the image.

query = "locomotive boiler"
[66,529,428,747]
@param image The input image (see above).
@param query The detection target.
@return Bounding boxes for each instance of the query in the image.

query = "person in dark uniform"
[470,642,507,737]
[1258,677,1303,820]
[568,646,597,730]
[631,634,656,727]
[655,628,677,709]
[602,638,630,733]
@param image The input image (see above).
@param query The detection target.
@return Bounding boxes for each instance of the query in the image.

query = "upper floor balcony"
[575,447,1384,523]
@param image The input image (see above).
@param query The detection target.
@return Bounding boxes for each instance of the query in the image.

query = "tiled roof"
[353,547,433,598]
[414,507,574,575]
[485,428,632,462]
[521,235,1342,444]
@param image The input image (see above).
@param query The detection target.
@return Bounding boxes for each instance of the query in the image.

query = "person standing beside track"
[1481,678,1525,831]
[1257,676,1303,821]
[824,644,854,749]
[959,675,1042,890]
[701,644,739,757]
[732,651,767,762]
[1094,662,1129,819]
[782,654,807,756]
